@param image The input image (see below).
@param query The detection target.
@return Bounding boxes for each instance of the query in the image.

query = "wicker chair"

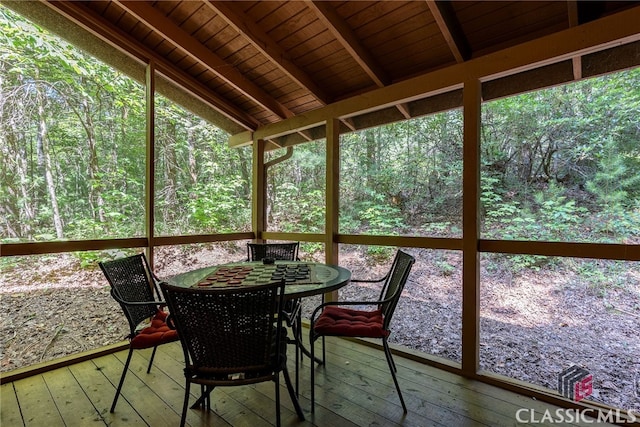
[246,241,304,393]
[98,253,179,412]
[246,241,300,262]
[309,249,415,413]
[160,280,305,427]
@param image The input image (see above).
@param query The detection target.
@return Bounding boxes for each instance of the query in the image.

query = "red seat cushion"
[130,310,179,349]
[314,306,389,338]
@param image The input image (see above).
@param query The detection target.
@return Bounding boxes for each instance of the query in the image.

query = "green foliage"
[1,2,639,301]
[185,178,250,233]
[353,189,404,235]
[365,245,396,262]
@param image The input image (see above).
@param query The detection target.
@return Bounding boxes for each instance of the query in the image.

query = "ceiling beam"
[307,0,390,87]
[229,6,640,145]
[205,0,331,105]
[40,0,259,130]
[426,0,471,63]
[307,1,413,121]
[114,0,293,120]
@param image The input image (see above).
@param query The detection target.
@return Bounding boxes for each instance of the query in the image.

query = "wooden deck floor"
[1,335,614,427]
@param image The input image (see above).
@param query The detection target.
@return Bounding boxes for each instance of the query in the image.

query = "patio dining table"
[164,260,351,363]
[165,260,351,301]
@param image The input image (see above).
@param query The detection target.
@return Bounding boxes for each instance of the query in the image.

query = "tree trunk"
[187,124,197,186]
[82,95,105,223]
[36,84,64,239]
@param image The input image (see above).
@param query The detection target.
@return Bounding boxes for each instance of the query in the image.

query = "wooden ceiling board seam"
[452,2,512,49]
[358,19,435,54]
[101,1,128,28]
[471,22,570,60]
[195,14,230,44]
[459,2,562,52]
[331,0,375,21]
[297,48,368,89]
[175,13,216,41]
[167,1,205,27]
[248,1,308,34]
[211,32,255,64]
[151,0,181,18]
[308,1,389,86]
[361,14,441,55]
[472,4,567,48]
[283,30,341,67]
[342,1,407,30]
[311,65,367,91]
[349,1,424,37]
[115,0,293,120]
[382,48,456,79]
[140,30,174,53]
[205,1,330,105]
[288,38,353,76]
[100,3,135,34]
[185,62,211,80]
[269,13,325,52]
[376,35,452,68]
[88,0,111,16]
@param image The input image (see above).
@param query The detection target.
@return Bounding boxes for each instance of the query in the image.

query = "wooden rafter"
[40,0,259,130]
[114,0,293,120]
[205,0,331,105]
[306,1,417,122]
[426,0,471,63]
[307,0,390,87]
[567,0,582,80]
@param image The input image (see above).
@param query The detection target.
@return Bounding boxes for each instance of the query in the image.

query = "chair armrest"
[110,288,164,308]
[350,271,390,284]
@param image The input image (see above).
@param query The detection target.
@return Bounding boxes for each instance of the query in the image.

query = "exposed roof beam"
[40,0,258,130]
[307,1,413,122]
[229,6,640,146]
[307,0,390,87]
[567,1,582,80]
[426,0,471,63]
[396,103,411,120]
[114,0,293,120]
[205,0,331,105]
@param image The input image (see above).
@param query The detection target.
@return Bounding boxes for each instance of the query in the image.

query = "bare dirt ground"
[1,245,639,411]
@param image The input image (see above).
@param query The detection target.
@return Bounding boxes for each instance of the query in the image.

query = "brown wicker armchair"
[98,253,179,412]
[160,280,305,427]
[309,250,415,413]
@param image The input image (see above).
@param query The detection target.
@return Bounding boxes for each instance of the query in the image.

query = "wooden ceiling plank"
[237,6,640,144]
[40,0,258,130]
[114,0,293,120]
[426,0,471,63]
[307,0,390,87]
[205,0,331,105]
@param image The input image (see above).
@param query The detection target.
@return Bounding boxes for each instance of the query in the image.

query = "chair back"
[247,242,299,261]
[99,254,160,332]
[161,281,285,376]
[378,250,415,329]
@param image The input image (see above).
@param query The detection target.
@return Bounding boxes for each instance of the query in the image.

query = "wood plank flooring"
[1,335,616,427]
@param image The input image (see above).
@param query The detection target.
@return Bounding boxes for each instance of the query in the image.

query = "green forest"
[1,6,639,249]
